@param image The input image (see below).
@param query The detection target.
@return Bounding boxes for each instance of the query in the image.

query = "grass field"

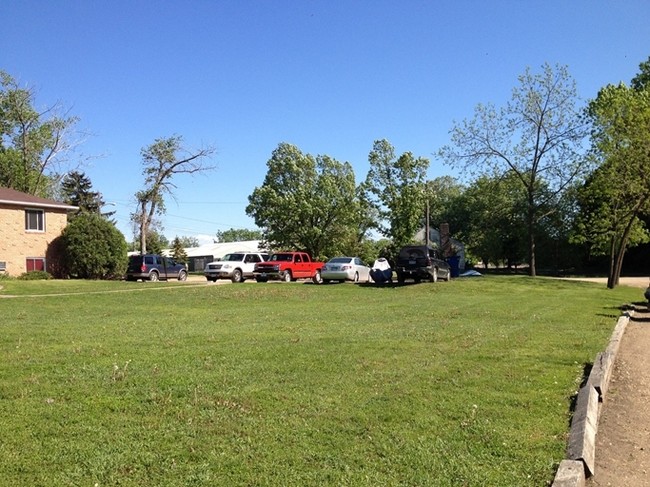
[0,276,641,486]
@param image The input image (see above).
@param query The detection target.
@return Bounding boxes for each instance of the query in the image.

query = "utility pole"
[425,199,430,246]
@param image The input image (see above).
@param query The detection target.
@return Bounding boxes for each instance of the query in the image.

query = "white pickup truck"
[204,252,269,283]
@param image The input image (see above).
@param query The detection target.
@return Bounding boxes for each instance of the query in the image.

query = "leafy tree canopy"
[631,55,650,91]
[457,173,529,268]
[246,143,360,259]
[215,228,263,243]
[145,230,169,255]
[424,176,465,235]
[362,139,429,252]
[0,70,82,197]
[175,235,200,248]
[438,63,590,276]
[574,72,650,287]
[127,229,169,254]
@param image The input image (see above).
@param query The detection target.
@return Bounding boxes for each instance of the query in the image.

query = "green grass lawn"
[0,277,640,486]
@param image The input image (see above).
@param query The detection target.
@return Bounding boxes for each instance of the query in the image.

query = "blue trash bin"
[446,255,460,278]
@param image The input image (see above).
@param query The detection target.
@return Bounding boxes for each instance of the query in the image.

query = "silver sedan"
[321,257,371,283]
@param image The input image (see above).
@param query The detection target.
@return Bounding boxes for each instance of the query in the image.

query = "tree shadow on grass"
[566,362,594,426]
[596,303,638,319]
[630,303,650,322]
[357,281,424,288]
[615,302,650,322]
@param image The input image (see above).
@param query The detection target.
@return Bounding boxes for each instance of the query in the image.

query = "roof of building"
[0,186,78,211]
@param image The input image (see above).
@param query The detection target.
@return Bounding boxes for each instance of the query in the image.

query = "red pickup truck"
[253,252,324,283]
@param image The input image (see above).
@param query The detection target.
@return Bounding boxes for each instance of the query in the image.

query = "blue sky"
[3,1,649,245]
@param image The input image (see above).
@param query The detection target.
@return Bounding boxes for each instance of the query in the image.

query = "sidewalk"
[587,307,650,486]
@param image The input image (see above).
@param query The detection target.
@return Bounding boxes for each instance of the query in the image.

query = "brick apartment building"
[0,186,77,276]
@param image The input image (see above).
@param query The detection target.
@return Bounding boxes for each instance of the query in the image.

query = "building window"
[25,209,44,231]
[26,258,45,272]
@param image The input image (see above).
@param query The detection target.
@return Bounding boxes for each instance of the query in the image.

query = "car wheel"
[283,270,292,282]
[312,269,322,284]
[149,271,159,282]
[178,270,187,281]
[397,273,405,285]
[323,278,331,284]
[232,269,243,283]
[353,272,359,283]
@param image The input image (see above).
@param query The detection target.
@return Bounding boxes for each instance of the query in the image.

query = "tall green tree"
[453,173,528,268]
[170,236,189,264]
[631,56,650,91]
[362,139,429,253]
[215,228,263,242]
[175,235,200,248]
[424,176,464,226]
[574,72,650,288]
[0,71,81,197]
[423,176,465,245]
[127,226,169,254]
[131,135,215,254]
[246,143,359,259]
[60,171,112,220]
[438,63,590,276]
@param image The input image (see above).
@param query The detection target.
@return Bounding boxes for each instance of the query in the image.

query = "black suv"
[126,254,188,282]
[395,245,451,283]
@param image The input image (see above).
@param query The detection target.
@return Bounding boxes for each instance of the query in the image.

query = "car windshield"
[328,257,352,264]
[270,254,294,262]
[399,247,427,259]
[222,253,244,262]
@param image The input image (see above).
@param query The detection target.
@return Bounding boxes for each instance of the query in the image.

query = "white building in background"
[163,240,265,272]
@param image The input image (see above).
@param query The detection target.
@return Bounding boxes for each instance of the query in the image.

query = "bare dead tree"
[131,135,216,254]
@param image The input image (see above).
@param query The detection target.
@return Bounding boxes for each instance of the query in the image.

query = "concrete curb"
[551,311,632,486]
[553,460,586,487]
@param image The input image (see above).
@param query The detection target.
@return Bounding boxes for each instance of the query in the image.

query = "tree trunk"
[139,200,147,254]
[607,236,617,289]
[611,212,637,288]
[614,244,625,286]
[607,195,648,289]
[527,204,536,277]
[611,234,628,289]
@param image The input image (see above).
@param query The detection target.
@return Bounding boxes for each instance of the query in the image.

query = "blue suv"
[126,254,188,282]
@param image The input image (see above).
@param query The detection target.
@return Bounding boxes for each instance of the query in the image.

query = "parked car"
[321,256,371,284]
[395,245,450,283]
[126,254,188,282]
[204,252,269,283]
[253,251,324,283]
